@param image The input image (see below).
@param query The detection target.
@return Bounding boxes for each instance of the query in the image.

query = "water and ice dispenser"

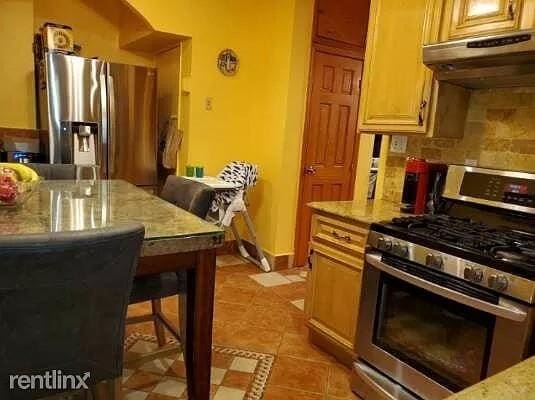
[59,121,99,166]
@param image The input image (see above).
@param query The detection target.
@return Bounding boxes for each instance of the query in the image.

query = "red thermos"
[401,157,429,214]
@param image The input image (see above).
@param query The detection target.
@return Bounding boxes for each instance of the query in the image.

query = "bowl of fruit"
[0,164,40,208]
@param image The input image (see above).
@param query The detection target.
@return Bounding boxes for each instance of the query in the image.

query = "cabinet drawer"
[311,241,364,270]
[311,214,368,255]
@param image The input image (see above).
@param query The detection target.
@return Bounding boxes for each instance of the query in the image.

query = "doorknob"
[304,166,317,175]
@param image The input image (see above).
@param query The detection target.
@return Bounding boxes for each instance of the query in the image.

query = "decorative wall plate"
[217,49,239,76]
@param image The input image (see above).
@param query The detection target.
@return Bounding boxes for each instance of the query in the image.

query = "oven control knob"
[377,236,393,251]
[392,241,408,257]
[463,267,483,282]
[463,266,474,280]
[472,268,484,283]
[426,254,444,270]
[488,274,508,292]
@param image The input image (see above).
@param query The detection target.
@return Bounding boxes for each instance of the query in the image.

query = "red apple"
[0,174,18,203]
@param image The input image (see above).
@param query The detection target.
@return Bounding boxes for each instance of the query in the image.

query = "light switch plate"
[390,135,408,153]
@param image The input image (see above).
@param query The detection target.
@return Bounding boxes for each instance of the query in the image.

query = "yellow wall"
[0,0,314,257]
[34,0,155,66]
[155,46,180,129]
[125,0,314,256]
[0,0,36,129]
[257,0,313,256]
[0,0,156,129]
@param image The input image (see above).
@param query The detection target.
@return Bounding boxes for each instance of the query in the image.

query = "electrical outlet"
[390,135,408,153]
[205,97,213,111]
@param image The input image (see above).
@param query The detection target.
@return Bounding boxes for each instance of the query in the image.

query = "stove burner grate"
[389,215,535,267]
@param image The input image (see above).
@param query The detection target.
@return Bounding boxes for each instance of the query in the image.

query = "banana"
[0,163,39,182]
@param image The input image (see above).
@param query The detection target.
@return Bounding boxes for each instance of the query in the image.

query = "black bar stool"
[0,224,145,400]
[126,176,215,365]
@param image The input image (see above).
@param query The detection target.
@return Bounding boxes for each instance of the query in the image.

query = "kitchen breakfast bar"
[0,180,224,400]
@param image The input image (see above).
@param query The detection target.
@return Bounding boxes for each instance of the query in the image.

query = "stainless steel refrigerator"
[37,52,157,187]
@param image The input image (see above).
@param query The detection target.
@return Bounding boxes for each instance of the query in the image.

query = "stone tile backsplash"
[382,88,535,203]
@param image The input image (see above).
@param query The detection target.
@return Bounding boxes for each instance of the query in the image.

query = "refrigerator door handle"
[99,69,108,178]
[107,73,117,177]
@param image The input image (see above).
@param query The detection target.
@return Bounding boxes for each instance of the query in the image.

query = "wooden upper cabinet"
[441,0,535,40]
[358,0,442,134]
[314,0,371,55]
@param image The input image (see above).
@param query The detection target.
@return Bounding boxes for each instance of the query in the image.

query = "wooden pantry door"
[294,48,363,266]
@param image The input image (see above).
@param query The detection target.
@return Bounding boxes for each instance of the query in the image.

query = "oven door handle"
[366,253,528,322]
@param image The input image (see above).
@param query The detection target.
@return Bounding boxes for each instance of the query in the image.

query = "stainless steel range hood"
[423,29,535,89]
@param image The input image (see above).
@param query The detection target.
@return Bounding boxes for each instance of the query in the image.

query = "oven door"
[356,252,531,400]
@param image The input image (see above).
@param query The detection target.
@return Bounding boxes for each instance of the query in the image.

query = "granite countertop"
[446,357,535,400]
[0,180,224,256]
[308,199,404,225]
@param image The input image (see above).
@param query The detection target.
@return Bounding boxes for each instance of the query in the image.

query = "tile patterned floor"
[126,259,359,400]
[122,333,273,400]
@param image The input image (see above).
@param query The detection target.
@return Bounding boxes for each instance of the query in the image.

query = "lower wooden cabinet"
[305,213,367,366]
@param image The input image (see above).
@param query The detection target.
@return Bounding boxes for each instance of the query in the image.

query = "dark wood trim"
[216,240,238,256]
[137,252,196,276]
[180,248,217,400]
[311,0,370,59]
[0,127,41,138]
[312,39,366,59]
[152,299,167,346]
[155,307,181,339]
[294,41,322,268]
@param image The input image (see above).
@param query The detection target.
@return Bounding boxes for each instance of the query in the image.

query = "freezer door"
[45,53,106,164]
[107,63,157,186]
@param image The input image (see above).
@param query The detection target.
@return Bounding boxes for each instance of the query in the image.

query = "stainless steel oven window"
[357,253,533,400]
[372,273,495,392]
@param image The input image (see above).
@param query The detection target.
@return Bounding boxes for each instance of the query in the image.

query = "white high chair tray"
[182,176,241,190]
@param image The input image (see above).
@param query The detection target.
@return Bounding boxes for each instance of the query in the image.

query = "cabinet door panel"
[466,0,503,16]
[446,0,525,38]
[307,249,362,349]
[315,0,371,50]
[358,0,439,133]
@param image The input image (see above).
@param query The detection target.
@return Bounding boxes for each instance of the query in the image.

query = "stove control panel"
[460,172,535,207]
[443,165,535,215]
[368,231,535,304]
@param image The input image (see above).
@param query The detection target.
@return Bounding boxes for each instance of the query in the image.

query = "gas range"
[353,165,535,400]
[369,214,535,304]
[369,166,535,304]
